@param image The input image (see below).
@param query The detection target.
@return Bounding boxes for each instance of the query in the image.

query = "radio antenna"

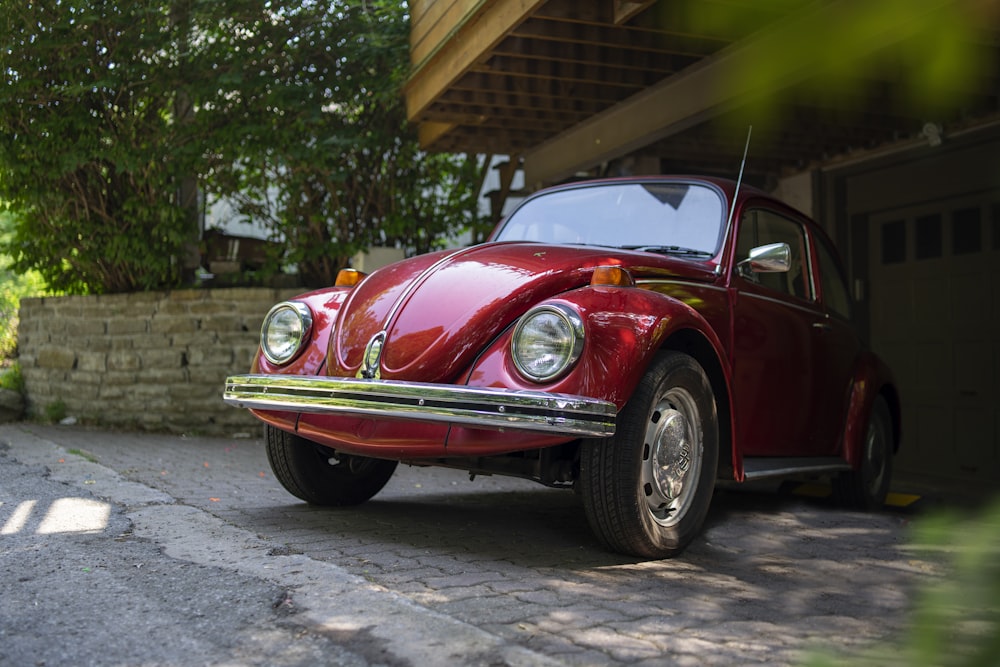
[725,125,753,230]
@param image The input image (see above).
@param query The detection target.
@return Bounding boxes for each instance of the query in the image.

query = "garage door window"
[881,219,906,264]
[992,203,1000,250]
[952,207,982,255]
[915,213,942,260]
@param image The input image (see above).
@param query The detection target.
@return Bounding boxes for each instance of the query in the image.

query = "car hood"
[329,242,715,382]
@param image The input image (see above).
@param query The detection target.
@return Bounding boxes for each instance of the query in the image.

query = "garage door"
[869,194,1000,481]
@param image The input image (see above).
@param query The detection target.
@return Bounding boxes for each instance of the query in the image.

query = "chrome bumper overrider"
[223,374,616,437]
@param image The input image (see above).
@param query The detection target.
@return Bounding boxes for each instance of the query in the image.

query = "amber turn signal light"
[335,268,367,287]
[590,265,635,287]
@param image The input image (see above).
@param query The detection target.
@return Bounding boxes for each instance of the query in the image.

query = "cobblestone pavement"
[3,423,940,666]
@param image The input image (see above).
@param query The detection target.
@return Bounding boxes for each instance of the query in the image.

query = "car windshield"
[494,182,726,255]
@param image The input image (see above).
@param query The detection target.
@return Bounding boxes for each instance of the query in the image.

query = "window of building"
[915,213,942,259]
[881,220,906,264]
[952,207,982,255]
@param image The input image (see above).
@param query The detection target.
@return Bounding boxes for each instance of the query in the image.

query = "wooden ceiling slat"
[491,36,679,76]
[446,71,646,106]
[407,0,1000,182]
[512,16,728,59]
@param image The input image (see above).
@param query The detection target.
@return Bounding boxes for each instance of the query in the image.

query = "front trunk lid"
[329,243,713,382]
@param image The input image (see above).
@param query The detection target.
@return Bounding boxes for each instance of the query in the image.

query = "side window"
[736,209,813,300]
[814,235,852,319]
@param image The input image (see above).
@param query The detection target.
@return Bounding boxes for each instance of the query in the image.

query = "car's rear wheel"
[833,396,893,510]
[579,351,719,558]
[264,425,397,506]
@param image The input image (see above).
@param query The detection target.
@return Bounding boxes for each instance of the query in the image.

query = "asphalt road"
[0,423,947,666]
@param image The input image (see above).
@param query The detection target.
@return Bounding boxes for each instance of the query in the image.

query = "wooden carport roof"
[404,0,1000,189]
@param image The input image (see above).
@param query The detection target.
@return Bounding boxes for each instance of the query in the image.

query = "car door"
[730,207,846,457]
[808,231,863,455]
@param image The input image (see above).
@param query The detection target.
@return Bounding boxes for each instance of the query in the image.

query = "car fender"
[248,287,349,432]
[464,284,735,421]
[250,287,350,377]
[840,352,901,469]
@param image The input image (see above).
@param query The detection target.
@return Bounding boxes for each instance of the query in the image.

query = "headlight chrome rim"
[260,301,313,365]
[511,303,585,383]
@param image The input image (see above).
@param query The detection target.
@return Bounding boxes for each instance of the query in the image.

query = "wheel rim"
[640,386,702,527]
[864,417,888,495]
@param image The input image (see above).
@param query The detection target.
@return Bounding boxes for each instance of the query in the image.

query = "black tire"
[833,396,893,510]
[579,351,719,558]
[264,425,397,506]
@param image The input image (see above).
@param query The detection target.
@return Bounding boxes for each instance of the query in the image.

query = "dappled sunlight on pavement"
[1,496,111,535]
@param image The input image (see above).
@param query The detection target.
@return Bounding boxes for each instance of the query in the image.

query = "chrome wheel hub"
[641,388,702,527]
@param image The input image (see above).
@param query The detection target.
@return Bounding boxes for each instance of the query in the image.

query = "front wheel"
[579,351,719,558]
[264,425,397,506]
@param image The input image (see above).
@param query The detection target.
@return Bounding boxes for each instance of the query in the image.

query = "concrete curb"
[2,424,566,667]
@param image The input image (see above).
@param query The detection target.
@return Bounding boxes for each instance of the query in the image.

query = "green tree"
[0,1,484,293]
[0,1,204,293]
[200,1,484,287]
[0,210,46,359]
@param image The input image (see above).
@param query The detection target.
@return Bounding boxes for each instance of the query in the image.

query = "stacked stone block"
[17,287,301,435]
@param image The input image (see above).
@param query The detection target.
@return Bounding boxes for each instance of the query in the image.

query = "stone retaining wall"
[17,287,302,435]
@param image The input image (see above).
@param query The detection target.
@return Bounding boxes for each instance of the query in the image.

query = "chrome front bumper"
[223,374,616,438]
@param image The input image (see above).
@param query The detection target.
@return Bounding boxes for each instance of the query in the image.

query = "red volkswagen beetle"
[224,176,900,558]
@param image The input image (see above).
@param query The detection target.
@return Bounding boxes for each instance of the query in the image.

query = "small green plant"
[0,361,24,392]
[67,448,99,464]
[44,399,67,424]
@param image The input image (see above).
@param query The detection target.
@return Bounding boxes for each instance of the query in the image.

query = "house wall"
[17,288,301,435]
[772,171,814,219]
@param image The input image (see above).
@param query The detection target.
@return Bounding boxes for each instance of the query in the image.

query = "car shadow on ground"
[242,479,905,570]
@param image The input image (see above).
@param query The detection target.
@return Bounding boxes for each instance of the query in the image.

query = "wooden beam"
[405,0,549,123]
[417,121,457,149]
[522,0,965,187]
[613,1,657,25]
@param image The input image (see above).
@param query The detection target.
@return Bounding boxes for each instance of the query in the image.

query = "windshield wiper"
[620,245,713,257]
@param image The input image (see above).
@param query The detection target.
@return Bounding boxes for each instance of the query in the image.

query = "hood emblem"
[358,331,386,379]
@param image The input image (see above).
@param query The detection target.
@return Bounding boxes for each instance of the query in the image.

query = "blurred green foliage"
[805,499,1000,667]
[656,0,996,129]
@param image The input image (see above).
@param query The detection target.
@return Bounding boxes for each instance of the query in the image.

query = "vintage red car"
[224,176,900,558]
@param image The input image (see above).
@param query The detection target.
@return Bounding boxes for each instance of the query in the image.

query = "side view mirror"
[737,242,791,274]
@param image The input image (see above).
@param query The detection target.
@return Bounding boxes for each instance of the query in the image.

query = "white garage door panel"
[956,408,994,473]
[912,405,951,470]
[914,275,950,337]
[914,341,951,391]
[869,194,999,481]
[954,339,991,395]
[872,277,911,333]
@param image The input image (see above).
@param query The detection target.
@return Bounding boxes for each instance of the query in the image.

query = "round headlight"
[511,304,584,382]
[260,302,313,365]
